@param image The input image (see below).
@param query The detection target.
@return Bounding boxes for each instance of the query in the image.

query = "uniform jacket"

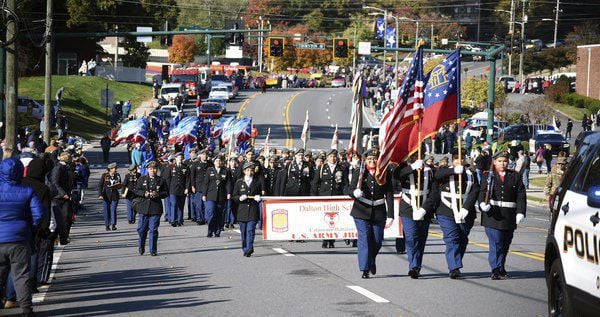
[311,163,348,196]
[98,172,122,201]
[264,166,278,195]
[426,167,479,221]
[122,172,141,200]
[349,168,394,221]
[201,166,232,202]
[544,166,564,196]
[395,164,435,218]
[276,161,312,196]
[0,158,45,243]
[133,175,168,215]
[478,169,526,230]
[165,163,190,196]
[233,177,264,222]
[191,160,212,192]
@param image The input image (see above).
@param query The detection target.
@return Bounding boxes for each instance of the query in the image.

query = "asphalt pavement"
[14,88,551,317]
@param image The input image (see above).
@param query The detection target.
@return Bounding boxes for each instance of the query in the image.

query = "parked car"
[498,76,517,92]
[358,55,383,67]
[534,132,570,155]
[17,96,44,119]
[574,131,598,151]
[160,105,180,119]
[210,74,230,87]
[545,132,600,316]
[208,85,230,101]
[221,81,238,98]
[198,101,225,118]
[331,76,346,88]
[205,98,227,113]
[502,124,557,141]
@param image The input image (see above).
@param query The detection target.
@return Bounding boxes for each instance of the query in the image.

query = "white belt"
[401,189,430,195]
[357,197,386,206]
[489,199,517,208]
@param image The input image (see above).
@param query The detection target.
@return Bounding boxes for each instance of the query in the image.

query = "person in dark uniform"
[478,151,526,279]
[184,149,197,221]
[233,162,265,257]
[349,149,394,279]
[264,156,278,195]
[160,154,174,223]
[202,155,232,237]
[191,149,211,225]
[425,150,479,279]
[276,149,312,196]
[395,153,435,279]
[311,149,348,248]
[133,161,168,256]
[98,163,122,231]
[165,152,190,227]
[122,163,140,224]
[225,157,240,229]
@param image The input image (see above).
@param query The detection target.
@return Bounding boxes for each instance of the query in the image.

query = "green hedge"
[562,93,600,114]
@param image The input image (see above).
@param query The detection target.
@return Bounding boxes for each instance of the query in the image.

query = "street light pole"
[509,0,515,76]
[519,0,527,84]
[383,9,387,67]
[258,16,263,73]
[415,21,419,49]
[43,0,53,144]
[553,0,560,47]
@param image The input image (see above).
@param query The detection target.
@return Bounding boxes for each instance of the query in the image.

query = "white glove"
[516,213,525,224]
[479,202,491,212]
[353,188,363,198]
[460,208,470,221]
[413,208,427,221]
[254,195,261,202]
[239,194,248,202]
[411,160,424,170]
[454,165,464,174]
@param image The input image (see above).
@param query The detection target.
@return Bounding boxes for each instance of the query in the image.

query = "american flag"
[348,72,365,158]
[300,110,310,148]
[376,47,424,184]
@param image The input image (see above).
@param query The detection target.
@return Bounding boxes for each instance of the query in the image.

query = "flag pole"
[417,117,422,208]
[458,122,463,212]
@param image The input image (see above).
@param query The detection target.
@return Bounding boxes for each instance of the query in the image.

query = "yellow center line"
[284,92,303,148]
[429,231,545,262]
[237,92,260,119]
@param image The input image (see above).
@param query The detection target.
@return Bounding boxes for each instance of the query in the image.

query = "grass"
[527,195,547,204]
[19,76,153,139]
[550,102,589,121]
[529,176,546,189]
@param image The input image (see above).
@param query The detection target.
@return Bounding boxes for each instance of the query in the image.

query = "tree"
[169,35,199,64]
[461,77,506,110]
[566,22,600,46]
[122,36,151,68]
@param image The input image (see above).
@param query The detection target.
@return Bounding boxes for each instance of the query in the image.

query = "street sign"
[297,41,325,50]
[294,33,302,41]
[136,27,152,43]
[226,46,243,59]
[442,38,449,45]
[358,42,371,55]
[101,89,114,108]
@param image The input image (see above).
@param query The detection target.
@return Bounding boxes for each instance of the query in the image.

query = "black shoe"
[139,248,145,255]
[491,269,507,280]
[352,241,357,247]
[361,270,370,279]
[370,265,377,276]
[171,223,177,227]
[322,241,328,248]
[408,269,420,279]
[214,234,220,238]
[328,242,335,248]
[106,226,110,231]
[191,218,197,222]
[449,269,461,279]
[200,220,206,225]
[500,268,509,278]
[345,239,350,245]
[230,224,235,229]
[247,248,254,257]
[150,252,157,256]
[206,233,213,238]
[111,225,117,231]
[243,252,248,257]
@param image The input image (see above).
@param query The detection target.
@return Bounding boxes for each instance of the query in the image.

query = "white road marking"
[347,285,390,303]
[233,229,241,233]
[534,217,549,222]
[272,247,295,256]
[33,246,64,304]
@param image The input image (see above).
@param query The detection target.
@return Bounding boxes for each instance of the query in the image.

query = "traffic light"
[402,34,409,45]
[333,38,349,58]
[513,33,522,54]
[268,37,284,57]
[432,36,439,47]
[504,34,512,54]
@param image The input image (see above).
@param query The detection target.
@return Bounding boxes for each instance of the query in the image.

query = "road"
[23,88,550,317]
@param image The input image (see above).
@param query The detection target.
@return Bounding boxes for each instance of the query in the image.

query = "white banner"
[261,196,403,240]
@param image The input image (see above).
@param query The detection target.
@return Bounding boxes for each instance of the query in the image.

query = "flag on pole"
[301,110,310,149]
[330,124,339,150]
[264,127,271,167]
[348,72,365,158]
[375,46,425,184]
[367,130,374,150]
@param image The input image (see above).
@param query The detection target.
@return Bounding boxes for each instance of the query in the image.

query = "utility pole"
[519,0,527,84]
[430,24,434,50]
[43,0,53,144]
[383,9,387,67]
[5,0,17,155]
[352,24,357,71]
[0,19,5,141]
[258,16,263,73]
[114,25,118,81]
[508,0,515,76]
[415,21,419,49]
[394,17,399,85]
[553,0,560,47]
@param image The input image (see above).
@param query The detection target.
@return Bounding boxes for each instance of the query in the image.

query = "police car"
[545,132,600,316]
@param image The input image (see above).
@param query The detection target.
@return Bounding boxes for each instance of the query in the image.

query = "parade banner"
[261,196,403,241]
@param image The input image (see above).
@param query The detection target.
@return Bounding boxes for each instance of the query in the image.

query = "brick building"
[576,44,600,100]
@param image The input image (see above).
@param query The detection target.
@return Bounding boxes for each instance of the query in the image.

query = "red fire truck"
[170,68,200,98]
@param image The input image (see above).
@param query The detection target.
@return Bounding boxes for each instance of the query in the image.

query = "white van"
[160,83,187,104]
[18,96,44,119]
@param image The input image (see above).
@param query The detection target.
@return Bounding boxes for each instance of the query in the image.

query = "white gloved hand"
[254,195,261,202]
[411,160,424,170]
[353,188,363,198]
[454,165,464,174]
[413,208,427,221]
[460,208,470,221]
[239,194,248,202]
[479,202,491,212]
[516,213,525,224]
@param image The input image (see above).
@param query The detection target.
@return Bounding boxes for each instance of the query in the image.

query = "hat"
[363,148,379,157]
[107,162,117,169]
[146,161,158,169]
[304,151,312,157]
[175,152,184,157]
[328,149,338,157]
[245,147,254,155]
[243,162,255,170]
[557,157,568,164]
[426,156,435,162]
[129,163,137,171]
[199,149,207,155]
[440,156,449,162]
[295,148,305,156]
[493,150,509,159]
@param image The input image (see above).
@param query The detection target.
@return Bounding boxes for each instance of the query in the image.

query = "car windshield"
[171,75,196,82]
[537,134,563,141]
[202,104,220,110]
[212,88,227,92]
[211,75,228,81]
[161,88,180,94]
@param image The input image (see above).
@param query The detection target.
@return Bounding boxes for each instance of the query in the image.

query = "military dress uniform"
[184,154,196,221]
[478,151,527,279]
[98,165,122,231]
[201,164,232,237]
[160,158,174,222]
[133,165,168,256]
[264,162,279,195]
[191,154,212,224]
[311,150,348,248]
[233,163,265,257]
[350,150,394,279]
[426,165,479,278]
[395,160,435,278]
[276,150,312,196]
[122,165,141,224]
[165,156,191,226]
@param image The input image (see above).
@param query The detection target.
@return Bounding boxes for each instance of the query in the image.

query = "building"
[576,44,600,100]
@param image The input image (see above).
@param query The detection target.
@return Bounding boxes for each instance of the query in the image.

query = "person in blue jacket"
[0,157,46,317]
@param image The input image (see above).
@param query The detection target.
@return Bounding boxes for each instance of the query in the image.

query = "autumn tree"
[169,35,199,64]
